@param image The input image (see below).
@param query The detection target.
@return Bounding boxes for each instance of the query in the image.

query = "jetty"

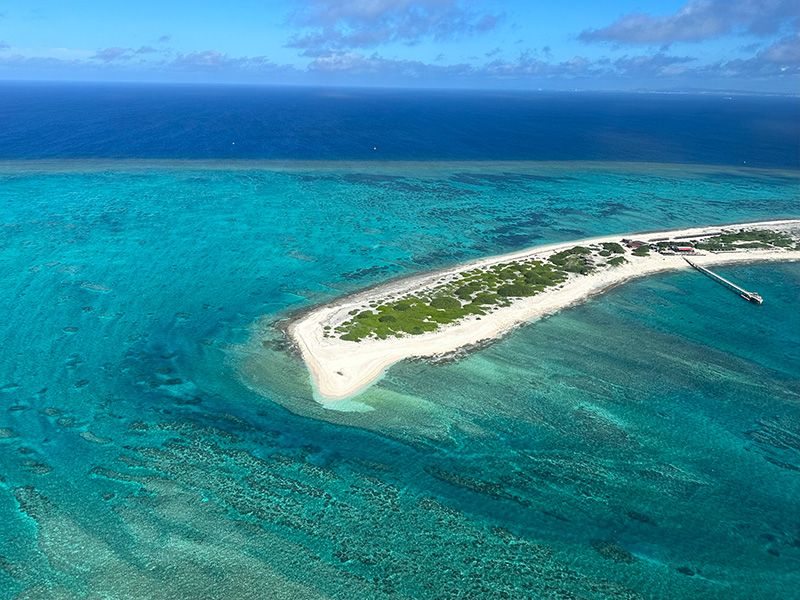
[684,258,763,304]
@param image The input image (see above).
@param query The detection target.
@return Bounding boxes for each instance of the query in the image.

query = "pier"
[684,258,763,304]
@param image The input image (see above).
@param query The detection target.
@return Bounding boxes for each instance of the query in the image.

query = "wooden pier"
[684,258,763,304]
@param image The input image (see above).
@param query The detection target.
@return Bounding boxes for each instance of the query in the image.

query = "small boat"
[740,291,763,304]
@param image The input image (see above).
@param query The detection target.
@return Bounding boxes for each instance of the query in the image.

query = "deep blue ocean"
[0,84,799,599]
[1,82,799,167]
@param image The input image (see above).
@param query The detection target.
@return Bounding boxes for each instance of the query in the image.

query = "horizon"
[2,78,799,97]
[1,0,797,93]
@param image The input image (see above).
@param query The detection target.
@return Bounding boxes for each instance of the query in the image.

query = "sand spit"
[287,220,800,401]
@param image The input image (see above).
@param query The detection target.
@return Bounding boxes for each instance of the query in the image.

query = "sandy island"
[288,219,800,401]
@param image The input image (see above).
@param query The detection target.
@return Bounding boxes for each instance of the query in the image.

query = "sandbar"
[288,219,800,401]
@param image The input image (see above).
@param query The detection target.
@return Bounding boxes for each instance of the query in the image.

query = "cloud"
[0,37,796,91]
[52,45,155,64]
[475,50,608,81]
[88,46,289,72]
[303,44,800,87]
[714,32,800,75]
[580,0,798,45]
[168,50,251,69]
[165,50,297,76]
[307,51,471,78]
[288,0,501,52]
[305,49,604,82]
[0,53,84,69]
[92,47,133,62]
[0,46,298,81]
[157,35,171,44]
[0,41,9,51]
[612,53,696,77]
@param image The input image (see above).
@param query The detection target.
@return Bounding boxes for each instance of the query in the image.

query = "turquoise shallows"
[0,161,798,599]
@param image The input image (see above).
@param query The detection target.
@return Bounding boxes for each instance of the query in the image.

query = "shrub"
[472,292,499,305]
[430,296,462,310]
[607,256,627,267]
[497,283,537,297]
[455,283,480,299]
[601,242,625,254]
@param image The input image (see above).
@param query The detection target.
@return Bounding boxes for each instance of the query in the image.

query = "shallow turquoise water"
[0,162,798,598]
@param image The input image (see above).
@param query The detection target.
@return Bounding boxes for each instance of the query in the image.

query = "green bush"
[549,246,593,274]
[455,283,481,299]
[607,256,627,267]
[472,292,499,305]
[694,229,794,251]
[550,246,591,263]
[430,296,462,310]
[497,283,537,297]
[601,242,625,254]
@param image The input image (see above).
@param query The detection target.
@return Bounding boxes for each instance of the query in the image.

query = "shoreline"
[287,220,800,402]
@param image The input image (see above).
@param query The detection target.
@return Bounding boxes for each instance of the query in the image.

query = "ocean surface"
[1,83,799,167]
[1,85,799,599]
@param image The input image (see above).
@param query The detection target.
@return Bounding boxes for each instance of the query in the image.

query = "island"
[287,219,800,401]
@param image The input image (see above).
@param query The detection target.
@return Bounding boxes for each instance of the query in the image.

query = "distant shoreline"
[287,219,800,402]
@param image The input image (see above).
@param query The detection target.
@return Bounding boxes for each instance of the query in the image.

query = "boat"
[740,291,763,304]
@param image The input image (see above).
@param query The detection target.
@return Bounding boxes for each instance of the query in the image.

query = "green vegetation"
[331,228,798,342]
[601,242,625,254]
[693,229,795,251]
[607,256,627,267]
[335,259,569,341]
[548,246,594,274]
[430,296,461,310]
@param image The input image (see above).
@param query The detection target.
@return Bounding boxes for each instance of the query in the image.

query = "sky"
[0,0,797,92]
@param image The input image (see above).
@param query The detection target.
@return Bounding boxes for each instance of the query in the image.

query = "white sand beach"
[288,219,800,402]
